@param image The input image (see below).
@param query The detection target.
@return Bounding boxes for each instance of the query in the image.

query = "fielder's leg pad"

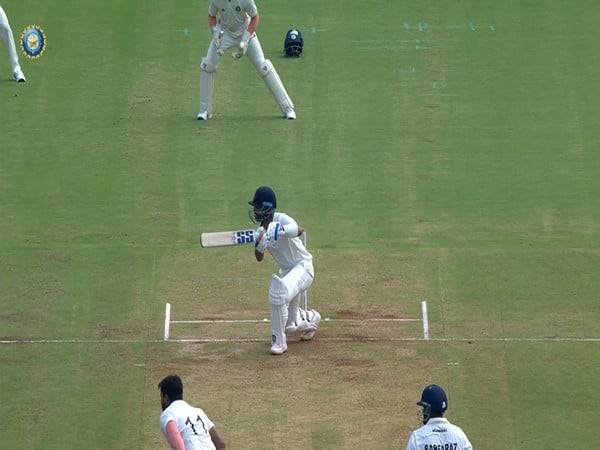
[258,59,295,115]
[200,57,218,73]
[199,57,217,117]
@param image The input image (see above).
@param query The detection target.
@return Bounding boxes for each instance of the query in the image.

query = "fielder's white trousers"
[205,31,266,72]
[0,6,22,75]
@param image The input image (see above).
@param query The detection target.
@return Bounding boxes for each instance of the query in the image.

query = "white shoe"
[270,342,288,355]
[196,111,210,120]
[14,68,26,83]
[284,108,296,120]
[300,310,321,341]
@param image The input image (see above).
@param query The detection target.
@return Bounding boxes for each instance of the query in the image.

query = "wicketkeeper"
[197,0,296,120]
[0,5,25,82]
[250,186,320,355]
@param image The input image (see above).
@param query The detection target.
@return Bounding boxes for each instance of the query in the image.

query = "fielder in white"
[406,385,473,450]
[0,5,25,82]
[249,186,320,355]
[159,375,226,450]
[197,0,296,120]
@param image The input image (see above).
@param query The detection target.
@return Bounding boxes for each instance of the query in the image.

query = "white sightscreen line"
[421,300,429,339]
[164,303,171,341]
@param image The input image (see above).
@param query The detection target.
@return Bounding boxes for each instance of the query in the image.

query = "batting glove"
[254,226,268,253]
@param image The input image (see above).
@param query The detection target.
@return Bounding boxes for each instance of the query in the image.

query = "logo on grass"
[20,25,46,58]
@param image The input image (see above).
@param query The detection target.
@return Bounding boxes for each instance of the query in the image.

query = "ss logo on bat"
[235,230,255,244]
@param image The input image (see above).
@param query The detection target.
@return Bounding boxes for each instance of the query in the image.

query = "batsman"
[249,186,320,355]
[197,0,296,120]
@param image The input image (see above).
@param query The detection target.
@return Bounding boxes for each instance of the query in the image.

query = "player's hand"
[232,41,247,59]
[265,222,282,243]
[254,226,268,253]
[212,28,224,55]
[232,31,251,59]
[211,26,221,40]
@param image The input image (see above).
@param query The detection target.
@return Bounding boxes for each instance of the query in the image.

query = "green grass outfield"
[1,0,600,448]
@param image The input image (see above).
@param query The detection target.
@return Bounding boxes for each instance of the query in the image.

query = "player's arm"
[247,13,259,34]
[265,219,302,239]
[282,221,301,238]
[243,0,259,34]
[207,0,218,28]
[208,14,217,29]
[207,0,218,33]
[165,421,185,450]
[209,426,226,449]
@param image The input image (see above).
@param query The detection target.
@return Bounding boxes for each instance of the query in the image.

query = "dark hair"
[159,375,183,401]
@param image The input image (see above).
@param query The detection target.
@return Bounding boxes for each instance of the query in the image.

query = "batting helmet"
[417,384,448,424]
[284,29,303,57]
[249,186,277,223]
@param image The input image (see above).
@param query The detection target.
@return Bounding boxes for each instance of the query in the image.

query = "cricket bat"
[200,229,256,248]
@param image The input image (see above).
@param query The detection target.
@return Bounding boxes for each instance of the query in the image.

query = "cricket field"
[1,0,599,448]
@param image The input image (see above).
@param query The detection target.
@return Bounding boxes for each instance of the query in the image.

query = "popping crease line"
[3,337,600,345]
[170,318,422,324]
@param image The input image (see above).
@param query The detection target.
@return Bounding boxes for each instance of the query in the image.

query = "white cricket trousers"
[268,262,314,347]
[278,261,314,312]
[199,30,295,118]
[0,5,21,74]
[205,31,266,72]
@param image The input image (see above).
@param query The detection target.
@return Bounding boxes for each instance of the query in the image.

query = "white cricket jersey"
[208,0,258,38]
[268,212,313,272]
[406,418,472,450]
[160,400,216,450]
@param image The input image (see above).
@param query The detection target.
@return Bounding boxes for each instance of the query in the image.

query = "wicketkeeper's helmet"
[417,384,448,424]
[249,186,277,223]
[284,29,303,57]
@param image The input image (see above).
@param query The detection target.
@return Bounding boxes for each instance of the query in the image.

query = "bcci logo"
[20,25,46,58]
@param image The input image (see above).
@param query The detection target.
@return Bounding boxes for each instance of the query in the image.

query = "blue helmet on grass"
[249,186,277,224]
[284,28,303,57]
[417,384,448,424]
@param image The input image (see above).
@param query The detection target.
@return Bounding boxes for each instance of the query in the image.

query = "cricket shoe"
[300,310,321,341]
[196,111,211,120]
[270,342,288,355]
[13,68,26,83]
[284,108,296,120]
